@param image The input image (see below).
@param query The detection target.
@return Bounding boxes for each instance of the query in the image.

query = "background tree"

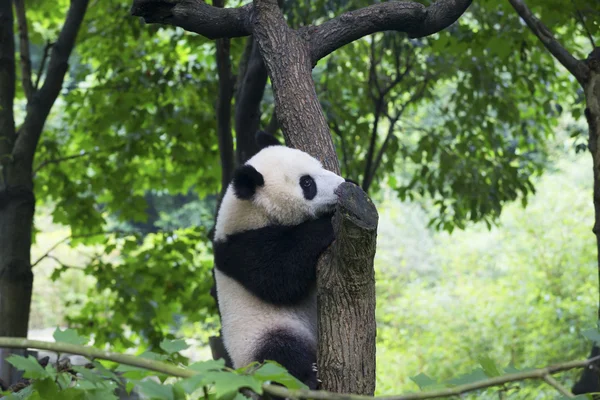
[0,0,89,382]
[492,0,599,394]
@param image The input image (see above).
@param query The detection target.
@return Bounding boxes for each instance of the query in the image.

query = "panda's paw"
[311,362,318,373]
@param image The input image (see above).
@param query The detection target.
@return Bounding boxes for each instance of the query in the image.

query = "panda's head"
[214,131,345,240]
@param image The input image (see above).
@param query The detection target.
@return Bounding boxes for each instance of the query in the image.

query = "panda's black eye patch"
[300,175,316,200]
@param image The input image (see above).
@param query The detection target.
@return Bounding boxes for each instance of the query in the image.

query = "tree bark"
[317,182,378,395]
[0,186,35,339]
[252,0,339,173]
[0,186,35,385]
[573,48,600,396]
[0,0,89,386]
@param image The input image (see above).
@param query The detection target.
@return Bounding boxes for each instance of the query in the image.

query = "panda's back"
[214,270,317,368]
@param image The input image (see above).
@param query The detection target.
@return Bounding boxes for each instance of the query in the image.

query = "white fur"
[214,145,344,369]
[215,270,317,368]
[214,146,344,241]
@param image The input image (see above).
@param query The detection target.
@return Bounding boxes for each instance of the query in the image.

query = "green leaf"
[447,368,488,385]
[53,327,89,346]
[32,378,60,398]
[188,359,226,373]
[203,371,263,398]
[410,373,438,390]
[252,362,306,390]
[6,355,49,379]
[136,379,174,400]
[477,355,502,377]
[159,339,189,355]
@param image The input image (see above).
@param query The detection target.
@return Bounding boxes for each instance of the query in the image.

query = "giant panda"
[212,131,346,389]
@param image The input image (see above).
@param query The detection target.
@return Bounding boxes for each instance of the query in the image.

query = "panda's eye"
[300,176,313,187]
[300,175,317,200]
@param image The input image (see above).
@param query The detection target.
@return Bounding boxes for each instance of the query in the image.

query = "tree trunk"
[573,49,600,396]
[0,183,35,385]
[317,182,378,395]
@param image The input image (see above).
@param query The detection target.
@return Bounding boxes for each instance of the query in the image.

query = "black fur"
[254,328,318,390]
[213,214,334,305]
[233,165,264,199]
[256,131,282,149]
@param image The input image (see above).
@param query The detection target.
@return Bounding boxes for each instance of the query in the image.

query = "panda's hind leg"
[254,328,317,390]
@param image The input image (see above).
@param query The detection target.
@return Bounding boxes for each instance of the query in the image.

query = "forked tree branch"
[307,0,473,64]
[507,0,589,85]
[130,0,251,39]
[129,0,473,66]
[0,0,16,160]
[12,0,90,169]
[13,0,34,101]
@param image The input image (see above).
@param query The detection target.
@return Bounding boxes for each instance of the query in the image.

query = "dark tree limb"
[12,0,90,170]
[0,0,16,163]
[508,0,589,85]
[234,38,267,164]
[214,0,235,196]
[130,0,251,39]
[317,182,378,395]
[307,0,473,64]
[13,0,33,102]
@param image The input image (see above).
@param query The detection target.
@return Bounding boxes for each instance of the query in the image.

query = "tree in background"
[496,0,599,394]
[0,0,89,380]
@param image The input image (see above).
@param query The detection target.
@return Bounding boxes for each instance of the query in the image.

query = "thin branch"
[0,337,597,400]
[34,150,90,174]
[46,255,85,271]
[308,0,473,64]
[130,0,252,39]
[31,230,130,267]
[34,41,53,90]
[12,0,90,168]
[13,0,33,101]
[507,0,589,85]
[543,374,573,398]
[569,0,596,48]
[0,0,16,159]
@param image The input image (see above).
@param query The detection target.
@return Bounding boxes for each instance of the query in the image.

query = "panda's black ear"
[256,130,281,149]
[233,165,264,199]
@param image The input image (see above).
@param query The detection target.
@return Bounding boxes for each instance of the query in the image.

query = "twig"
[569,0,596,48]
[0,338,596,400]
[13,0,33,101]
[33,41,52,90]
[34,150,90,174]
[31,230,130,267]
[507,0,589,85]
[543,374,573,398]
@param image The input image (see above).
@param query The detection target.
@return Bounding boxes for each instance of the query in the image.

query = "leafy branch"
[0,337,597,399]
